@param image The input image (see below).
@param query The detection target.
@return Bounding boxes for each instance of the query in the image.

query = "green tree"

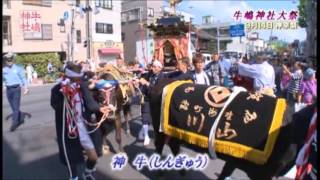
[298,0,307,27]
[15,52,62,79]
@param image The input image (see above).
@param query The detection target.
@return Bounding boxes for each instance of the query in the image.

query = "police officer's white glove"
[23,88,29,95]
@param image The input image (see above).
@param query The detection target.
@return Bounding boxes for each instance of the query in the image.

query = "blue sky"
[167,0,306,42]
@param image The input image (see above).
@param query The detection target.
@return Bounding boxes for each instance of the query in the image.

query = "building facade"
[121,0,163,65]
[2,0,122,67]
[245,32,266,55]
[89,0,123,64]
[2,0,87,61]
[198,16,233,54]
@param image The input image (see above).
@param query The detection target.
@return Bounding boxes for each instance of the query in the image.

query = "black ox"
[148,77,315,180]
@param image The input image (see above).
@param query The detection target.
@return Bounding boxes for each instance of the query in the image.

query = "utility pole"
[217,20,220,54]
[67,33,70,61]
[139,7,147,66]
[70,7,75,62]
[86,0,91,62]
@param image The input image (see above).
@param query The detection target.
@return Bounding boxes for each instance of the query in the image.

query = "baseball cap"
[304,68,316,79]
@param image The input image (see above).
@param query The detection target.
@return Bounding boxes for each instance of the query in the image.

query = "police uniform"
[3,52,28,131]
[50,71,103,180]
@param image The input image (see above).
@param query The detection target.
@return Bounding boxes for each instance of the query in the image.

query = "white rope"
[85,105,117,134]
[85,112,109,134]
[62,98,73,179]
[65,68,84,78]
[63,95,78,139]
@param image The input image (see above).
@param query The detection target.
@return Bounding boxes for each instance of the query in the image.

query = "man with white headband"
[50,62,110,180]
[138,60,165,146]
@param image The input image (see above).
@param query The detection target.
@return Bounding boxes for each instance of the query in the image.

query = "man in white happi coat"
[236,53,276,96]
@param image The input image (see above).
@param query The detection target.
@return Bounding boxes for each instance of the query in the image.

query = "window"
[41,24,52,40]
[76,30,81,43]
[95,0,112,9]
[106,24,113,34]
[23,24,52,40]
[75,0,80,7]
[3,16,12,46]
[4,0,10,8]
[23,0,52,7]
[128,9,140,21]
[121,32,125,41]
[121,13,127,23]
[147,8,154,17]
[41,0,51,6]
[202,16,213,25]
[96,23,113,34]
[58,19,66,33]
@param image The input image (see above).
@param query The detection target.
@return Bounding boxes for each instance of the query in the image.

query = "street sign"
[229,24,245,37]
[63,11,69,21]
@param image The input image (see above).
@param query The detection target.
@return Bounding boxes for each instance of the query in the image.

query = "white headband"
[65,68,83,78]
[152,60,163,68]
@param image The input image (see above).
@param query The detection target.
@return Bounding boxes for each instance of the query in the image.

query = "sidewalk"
[28,78,57,87]
[28,78,44,86]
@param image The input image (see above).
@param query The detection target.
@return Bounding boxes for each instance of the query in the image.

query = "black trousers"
[141,101,152,125]
[6,85,22,126]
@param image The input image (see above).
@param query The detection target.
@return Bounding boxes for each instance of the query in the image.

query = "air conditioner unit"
[129,15,139,21]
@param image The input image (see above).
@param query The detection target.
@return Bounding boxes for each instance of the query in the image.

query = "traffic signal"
[83,40,88,47]
[82,5,92,13]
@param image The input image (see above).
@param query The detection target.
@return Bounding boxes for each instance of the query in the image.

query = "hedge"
[15,52,63,78]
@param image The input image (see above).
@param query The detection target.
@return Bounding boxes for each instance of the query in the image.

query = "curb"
[2,83,55,92]
[29,83,55,87]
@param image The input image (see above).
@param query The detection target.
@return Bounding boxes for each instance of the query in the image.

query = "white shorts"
[73,92,95,151]
[77,120,95,151]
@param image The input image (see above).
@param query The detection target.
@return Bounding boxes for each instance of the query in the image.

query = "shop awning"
[98,48,122,55]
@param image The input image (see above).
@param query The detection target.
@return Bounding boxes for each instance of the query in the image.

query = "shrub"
[43,73,59,83]
[15,52,63,78]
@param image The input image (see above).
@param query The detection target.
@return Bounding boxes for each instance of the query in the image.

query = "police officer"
[3,52,29,131]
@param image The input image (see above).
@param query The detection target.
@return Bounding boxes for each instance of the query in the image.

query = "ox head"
[93,72,119,119]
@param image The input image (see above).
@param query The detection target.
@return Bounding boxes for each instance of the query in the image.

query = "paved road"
[3,85,291,180]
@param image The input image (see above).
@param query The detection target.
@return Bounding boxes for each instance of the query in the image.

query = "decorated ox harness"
[60,78,114,136]
[95,64,143,106]
[60,78,82,138]
[160,80,287,165]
